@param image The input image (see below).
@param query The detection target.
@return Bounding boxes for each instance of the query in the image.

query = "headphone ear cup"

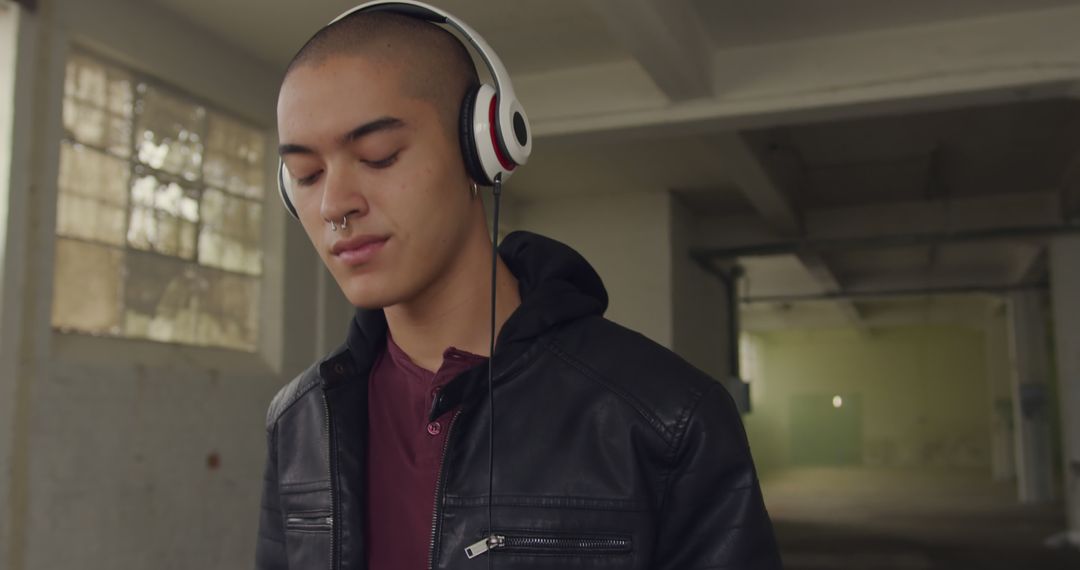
[458,84,491,186]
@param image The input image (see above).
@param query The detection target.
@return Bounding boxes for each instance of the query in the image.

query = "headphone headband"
[330,2,515,106]
[329,1,529,165]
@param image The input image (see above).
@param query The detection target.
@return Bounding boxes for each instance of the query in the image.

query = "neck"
[383,221,521,373]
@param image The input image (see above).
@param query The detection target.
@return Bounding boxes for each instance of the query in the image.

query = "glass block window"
[51,50,266,351]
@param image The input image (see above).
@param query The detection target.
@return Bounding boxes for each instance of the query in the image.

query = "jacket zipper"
[465,533,633,558]
[285,513,333,532]
[427,409,462,570]
[323,392,337,570]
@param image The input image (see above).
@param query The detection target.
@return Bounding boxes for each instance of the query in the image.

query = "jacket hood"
[345,230,608,369]
[494,230,608,346]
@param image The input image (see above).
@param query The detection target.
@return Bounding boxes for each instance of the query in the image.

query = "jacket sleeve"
[653,382,782,570]
[255,423,288,570]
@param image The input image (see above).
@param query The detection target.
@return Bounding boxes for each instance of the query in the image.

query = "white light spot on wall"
[833,395,843,408]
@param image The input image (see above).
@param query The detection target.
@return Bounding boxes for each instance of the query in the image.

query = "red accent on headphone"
[488,96,516,172]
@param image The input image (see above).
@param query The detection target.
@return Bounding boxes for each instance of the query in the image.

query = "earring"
[471,182,479,199]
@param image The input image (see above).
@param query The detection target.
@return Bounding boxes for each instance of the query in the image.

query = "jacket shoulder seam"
[265,369,321,431]
[656,381,716,514]
[669,381,714,461]
[544,340,680,445]
[651,381,719,554]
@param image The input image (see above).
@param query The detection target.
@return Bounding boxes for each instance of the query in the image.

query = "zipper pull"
[465,534,505,559]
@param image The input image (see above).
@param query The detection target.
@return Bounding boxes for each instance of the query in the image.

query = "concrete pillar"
[1050,235,1080,545]
[670,196,743,411]
[1007,290,1056,503]
[985,304,1016,481]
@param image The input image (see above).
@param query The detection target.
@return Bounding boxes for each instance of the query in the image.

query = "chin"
[341,284,396,310]
[336,274,406,310]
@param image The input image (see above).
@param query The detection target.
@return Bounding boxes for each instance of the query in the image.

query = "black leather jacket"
[255,231,781,569]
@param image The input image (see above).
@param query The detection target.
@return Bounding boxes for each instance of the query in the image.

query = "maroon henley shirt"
[364,333,486,570]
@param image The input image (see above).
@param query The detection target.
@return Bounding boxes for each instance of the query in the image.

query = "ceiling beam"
[741,281,1044,304]
[696,191,1065,252]
[526,5,1080,140]
[1014,247,1048,284]
[585,0,713,101]
[743,297,995,333]
[798,251,869,332]
[711,132,867,329]
[696,221,1080,259]
[708,133,801,234]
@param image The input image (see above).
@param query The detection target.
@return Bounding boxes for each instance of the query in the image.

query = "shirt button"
[426,422,442,436]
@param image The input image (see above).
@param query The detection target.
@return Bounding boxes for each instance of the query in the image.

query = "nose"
[319,160,368,225]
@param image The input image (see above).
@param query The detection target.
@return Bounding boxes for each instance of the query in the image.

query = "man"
[257,5,781,569]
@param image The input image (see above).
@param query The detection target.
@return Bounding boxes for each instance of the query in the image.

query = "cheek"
[371,138,471,259]
[383,165,465,235]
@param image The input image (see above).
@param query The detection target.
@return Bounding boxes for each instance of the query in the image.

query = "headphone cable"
[486,173,502,567]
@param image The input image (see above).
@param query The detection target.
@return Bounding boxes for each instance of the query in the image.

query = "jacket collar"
[318,230,608,387]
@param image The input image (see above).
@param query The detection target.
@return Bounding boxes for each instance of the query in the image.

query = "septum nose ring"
[329,215,348,232]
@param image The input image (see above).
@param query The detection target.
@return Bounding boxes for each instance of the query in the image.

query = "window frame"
[51,45,272,354]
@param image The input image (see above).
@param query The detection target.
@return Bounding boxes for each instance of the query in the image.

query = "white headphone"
[277,0,533,219]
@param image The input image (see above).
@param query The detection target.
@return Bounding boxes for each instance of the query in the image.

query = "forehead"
[280,54,407,103]
[277,55,414,132]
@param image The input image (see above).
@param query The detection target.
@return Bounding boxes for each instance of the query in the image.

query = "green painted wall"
[742,326,992,478]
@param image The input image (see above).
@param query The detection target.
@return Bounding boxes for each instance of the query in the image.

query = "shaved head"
[276,10,494,312]
[286,11,479,137]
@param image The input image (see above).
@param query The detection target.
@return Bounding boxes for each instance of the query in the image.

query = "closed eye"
[365,151,399,169]
[290,150,399,186]
[295,171,322,187]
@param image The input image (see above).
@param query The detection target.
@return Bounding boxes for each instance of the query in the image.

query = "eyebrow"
[278,116,406,156]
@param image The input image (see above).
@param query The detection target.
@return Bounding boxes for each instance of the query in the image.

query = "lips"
[331,234,389,266]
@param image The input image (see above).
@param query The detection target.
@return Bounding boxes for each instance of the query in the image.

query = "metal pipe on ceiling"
[739,281,1047,304]
[691,222,1080,261]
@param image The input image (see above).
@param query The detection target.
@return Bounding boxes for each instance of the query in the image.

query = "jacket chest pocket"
[286,510,333,533]
[437,498,652,567]
[283,507,332,569]
[467,530,633,559]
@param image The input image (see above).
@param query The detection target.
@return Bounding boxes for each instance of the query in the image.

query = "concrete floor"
[761,467,1080,570]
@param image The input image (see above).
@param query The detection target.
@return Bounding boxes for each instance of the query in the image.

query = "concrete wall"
[670,196,737,392]
[514,189,675,348]
[0,1,320,569]
[743,325,993,477]
[0,4,15,306]
[0,5,21,566]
